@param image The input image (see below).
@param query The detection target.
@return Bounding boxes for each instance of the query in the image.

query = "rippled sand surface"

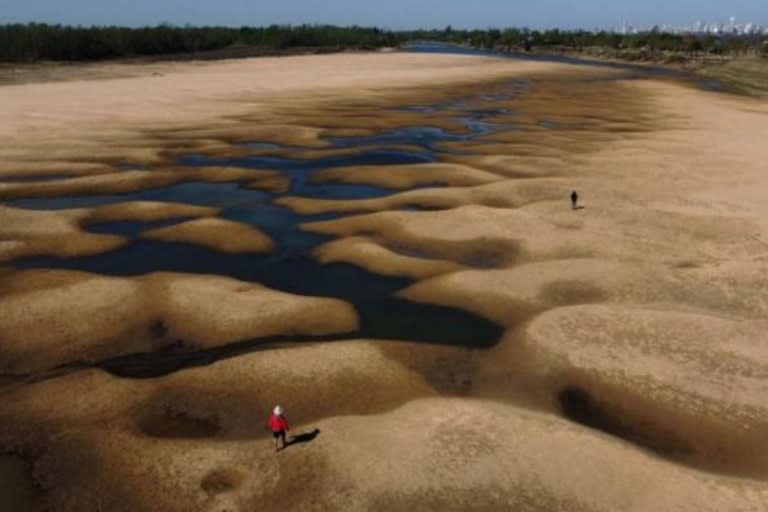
[1,52,768,511]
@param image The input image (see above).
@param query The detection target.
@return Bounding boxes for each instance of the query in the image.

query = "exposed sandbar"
[0,54,570,172]
[83,201,219,224]
[142,218,275,254]
[2,52,768,510]
[483,305,768,476]
[0,201,222,263]
[277,178,565,215]
[313,236,464,280]
[3,376,766,511]
[0,205,126,263]
[0,270,358,373]
[0,167,278,201]
[310,162,503,189]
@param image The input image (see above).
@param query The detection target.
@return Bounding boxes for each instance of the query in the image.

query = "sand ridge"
[0,53,572,170]
[0,270,358,374]
[313,236,465,280]
[310,163,504,189]
[1,52,768,510]
[142,218,275,254]
[0,167,282,200]
[0,200,222,263]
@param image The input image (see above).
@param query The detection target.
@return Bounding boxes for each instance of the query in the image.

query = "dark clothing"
[571,191,578,208]
[272,429,286,439]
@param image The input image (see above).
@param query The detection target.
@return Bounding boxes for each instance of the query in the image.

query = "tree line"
[403,26,768,59]
[0,23,398,62]
[0,23,765,63]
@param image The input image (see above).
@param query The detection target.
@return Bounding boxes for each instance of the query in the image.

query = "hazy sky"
[1,0,766,30]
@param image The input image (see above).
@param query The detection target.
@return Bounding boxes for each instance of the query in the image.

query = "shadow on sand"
[287,428,321,448]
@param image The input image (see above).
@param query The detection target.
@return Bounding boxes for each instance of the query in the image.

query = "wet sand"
[1,52,768,511]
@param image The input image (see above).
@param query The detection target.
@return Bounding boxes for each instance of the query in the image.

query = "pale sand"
[512,305,768,475]
[0,270,357,374]
[1,358,766,511]
[1,53,768,510]
[143,218,275,254]
[310,163,504,189]
[277,178,565,214]
[0,53,564,162]
[296,76,768,482]
[83,201,219,223]
[0,167,279,200]
[313,236,465,280]
[0,201,220,263]
[0,206,127,263]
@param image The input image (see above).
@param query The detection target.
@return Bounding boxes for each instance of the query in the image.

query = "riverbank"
[693,55,768,96]
[1,52,767,510]
[532,48,768,96]
[0,52,561,149]
[0,46,393,86]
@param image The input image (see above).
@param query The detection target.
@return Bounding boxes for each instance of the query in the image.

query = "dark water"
[9,52,668,369]
[11,182,271,210]
[9,91,522,365]
[8,45,708,372]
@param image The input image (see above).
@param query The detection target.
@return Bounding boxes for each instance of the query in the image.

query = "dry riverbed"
[1,52,767,511]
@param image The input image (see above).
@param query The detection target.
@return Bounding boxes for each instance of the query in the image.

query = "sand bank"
[1,52,768,511]
[0,270,357,374]
[0,201,222,263]
[3,361,767,511]
[142,218,275,254]
[310,162,503,189]
[0,53,569,170]
[314,236,465,280]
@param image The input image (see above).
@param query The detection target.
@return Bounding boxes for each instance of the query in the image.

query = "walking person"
[269,405,290,452]
[570,190,579,210]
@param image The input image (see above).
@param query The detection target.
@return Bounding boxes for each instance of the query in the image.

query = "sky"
[0,0,766,30]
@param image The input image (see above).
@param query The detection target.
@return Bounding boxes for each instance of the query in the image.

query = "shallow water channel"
[5,52,714,376]
[10,90,525,373]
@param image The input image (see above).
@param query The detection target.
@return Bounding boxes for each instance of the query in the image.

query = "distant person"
[571,190,579,210]
[269,405,290,452]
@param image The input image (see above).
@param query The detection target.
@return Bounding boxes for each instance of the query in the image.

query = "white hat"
[274,405,283,415]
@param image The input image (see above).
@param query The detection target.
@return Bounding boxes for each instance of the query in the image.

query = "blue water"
[9,56,664,371]
[9,105,513,359]
[10,182,272,210]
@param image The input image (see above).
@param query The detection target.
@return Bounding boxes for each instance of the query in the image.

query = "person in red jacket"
[269,405,290,452]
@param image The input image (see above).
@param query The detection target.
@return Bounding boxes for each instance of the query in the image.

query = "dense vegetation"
[0,23,765,63]
[0,24,397,62]
[402,26,768,60]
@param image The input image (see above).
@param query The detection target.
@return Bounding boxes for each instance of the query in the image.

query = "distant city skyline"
[614,17,766,36]
[1,1,767,32]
